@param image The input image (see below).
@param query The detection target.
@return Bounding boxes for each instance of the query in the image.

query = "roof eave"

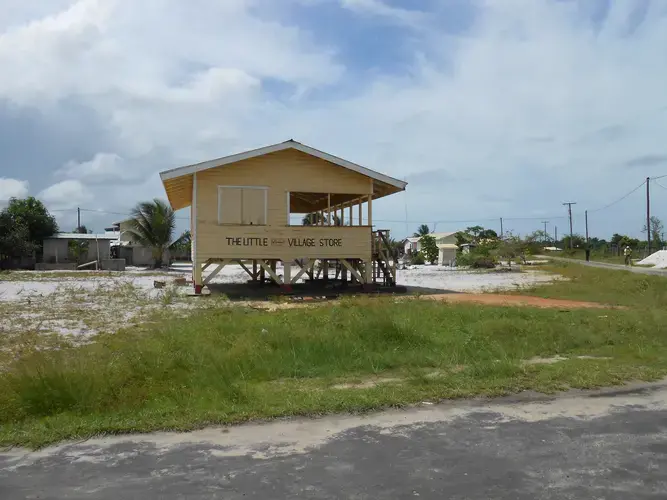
[159,140,407,191]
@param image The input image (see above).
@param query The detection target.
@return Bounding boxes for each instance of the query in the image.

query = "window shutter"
[218,187,242,224]
[242,188,266,225]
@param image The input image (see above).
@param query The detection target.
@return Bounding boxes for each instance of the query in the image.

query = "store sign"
[225,237,343,247]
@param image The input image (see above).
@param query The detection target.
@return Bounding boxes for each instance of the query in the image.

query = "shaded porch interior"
[287,191,372,226]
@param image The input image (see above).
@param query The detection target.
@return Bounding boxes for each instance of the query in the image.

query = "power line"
[653,180,667,191]
[587,180,646,214]
[79,207,189,221]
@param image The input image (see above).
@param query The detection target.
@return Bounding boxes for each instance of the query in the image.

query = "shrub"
[410,252,426,265]
[456,252,496,268]
[419,235,438,264]
[470,256,496,268]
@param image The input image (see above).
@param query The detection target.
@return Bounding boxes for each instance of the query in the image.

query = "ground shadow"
[203,280,462,301]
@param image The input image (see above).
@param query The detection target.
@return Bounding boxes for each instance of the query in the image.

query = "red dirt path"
[420,294,620,310]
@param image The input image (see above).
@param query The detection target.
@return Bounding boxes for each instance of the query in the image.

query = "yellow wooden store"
[160,140,407,293]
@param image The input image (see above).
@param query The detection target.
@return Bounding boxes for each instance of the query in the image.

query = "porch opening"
[287,191,372,227]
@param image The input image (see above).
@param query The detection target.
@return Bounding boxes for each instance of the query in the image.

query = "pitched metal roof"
[46,233,119,240]
[159,139,407,190]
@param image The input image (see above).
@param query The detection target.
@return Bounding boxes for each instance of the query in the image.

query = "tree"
[561,234,586,250]
[302,212,342,226]
[455,226,499,246]
[383,237,403,259]
[171,230,192,258]
[0,211,34,261]
[643,216,664,248]
[3,197,58,251]
[413,224,430,238]
[495,233,524,266]
[419,234,438,264]
[478,229,498,240]
[68,225,91,264]
[611,233,640,249]
[127,199,178,268]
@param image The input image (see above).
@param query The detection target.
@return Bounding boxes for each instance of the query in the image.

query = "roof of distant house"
[46,233,119,240]
[406,232,458,243]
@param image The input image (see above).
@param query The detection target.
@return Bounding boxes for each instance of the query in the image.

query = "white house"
[105,219,164,267]
[434,232,459,266]
[404,232,460,266]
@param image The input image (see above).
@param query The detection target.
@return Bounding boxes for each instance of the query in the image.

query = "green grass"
[550,249,629,265]
[3,259,667,448]
[515,261,667,308]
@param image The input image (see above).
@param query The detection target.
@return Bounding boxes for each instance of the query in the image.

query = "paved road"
[541,255,667,276]
[3,381,667,499]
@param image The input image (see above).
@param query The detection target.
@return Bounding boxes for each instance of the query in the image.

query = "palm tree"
[413,224,430,238]
[127,199,183,268]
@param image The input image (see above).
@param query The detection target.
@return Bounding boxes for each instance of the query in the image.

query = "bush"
[456,252,496,268]
[470,256,496,268]
[410,252,426,265]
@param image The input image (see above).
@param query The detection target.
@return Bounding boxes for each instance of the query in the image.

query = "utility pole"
[500,217,503,238]
[541,221,549,243]
[585,210,589,244]
[554,226,558,246]
[77,207,81,231]
[563,202,576,249]
[646,177,651,254]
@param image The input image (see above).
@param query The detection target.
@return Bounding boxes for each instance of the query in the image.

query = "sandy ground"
[1,264,559,341]
[396,265,557,292]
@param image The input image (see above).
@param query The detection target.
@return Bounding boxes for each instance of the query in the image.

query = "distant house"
[104,219,135,242]
[403,237,420,255]
[403,232,460,266]
[105,219,164,267]
[42,233,117,266]
[434,232,459,266]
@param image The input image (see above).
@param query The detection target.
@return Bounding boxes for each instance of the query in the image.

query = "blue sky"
[1,0,666,240]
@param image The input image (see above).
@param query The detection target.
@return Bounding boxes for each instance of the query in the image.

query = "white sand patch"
[523,355,613,366]
[0,271,221,340]
[638,250,667,269]
[0,263,559,340]
[331,377,403,390]
[396,266,557,292]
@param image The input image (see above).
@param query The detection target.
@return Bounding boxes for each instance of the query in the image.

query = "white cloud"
[338,0,425,26]
[38,180,93,210]
[0,178,29,203]
[57,153,137,184]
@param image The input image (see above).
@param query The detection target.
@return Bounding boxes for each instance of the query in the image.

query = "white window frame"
[217,185,268,225]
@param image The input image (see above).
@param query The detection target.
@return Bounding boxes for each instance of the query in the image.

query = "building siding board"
[196,225,372,260]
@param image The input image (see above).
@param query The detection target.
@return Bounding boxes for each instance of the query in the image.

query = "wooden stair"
[372,229,397,286]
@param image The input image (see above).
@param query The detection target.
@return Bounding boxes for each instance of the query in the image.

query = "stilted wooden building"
[159,140,407,293]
